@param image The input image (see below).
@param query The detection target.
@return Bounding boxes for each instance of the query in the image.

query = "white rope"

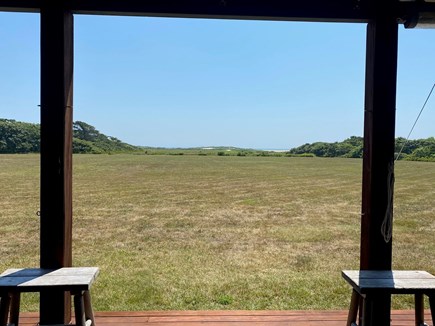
[395,83,435,161]
[381,161,395,243]
[384,83,434,241]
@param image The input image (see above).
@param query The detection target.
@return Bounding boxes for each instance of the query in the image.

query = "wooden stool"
[0,267,99,326]
[342,270,435,326]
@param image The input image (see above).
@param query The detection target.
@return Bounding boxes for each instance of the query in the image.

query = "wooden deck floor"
[17,310,433,325]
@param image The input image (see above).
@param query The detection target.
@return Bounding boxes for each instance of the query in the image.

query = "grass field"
[1,154,434,311]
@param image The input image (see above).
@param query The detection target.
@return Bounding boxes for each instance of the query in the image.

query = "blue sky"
[0,12,434,149]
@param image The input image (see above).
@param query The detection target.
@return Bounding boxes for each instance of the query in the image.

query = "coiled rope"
[381,161,395,243]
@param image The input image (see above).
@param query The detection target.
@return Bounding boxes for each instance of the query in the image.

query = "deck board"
[15,310,433,325]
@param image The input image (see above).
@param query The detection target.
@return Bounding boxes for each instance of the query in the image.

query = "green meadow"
[1,154,434,311]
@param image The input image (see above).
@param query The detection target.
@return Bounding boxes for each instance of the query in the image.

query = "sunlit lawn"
[1,154,434,311]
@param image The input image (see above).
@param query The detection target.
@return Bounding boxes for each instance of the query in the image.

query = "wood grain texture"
[359,16,399,326]
[0,268,99,292]
[342,270,435,294]
[0,268,98,326]
[360,18,398,271]
[343,270,435,325]
[12,310,435,326]
[39,5,74,324]
[40,5,74,271]
[343,270,434,280]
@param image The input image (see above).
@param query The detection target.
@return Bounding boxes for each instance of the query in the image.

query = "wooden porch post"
[40,4,73,325]
[360,17,398,326]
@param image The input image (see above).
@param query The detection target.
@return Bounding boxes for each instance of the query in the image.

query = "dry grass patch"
[1,154,434,311]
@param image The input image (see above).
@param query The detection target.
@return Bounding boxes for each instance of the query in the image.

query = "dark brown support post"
[360,17,398,326]
[40,5,73,325]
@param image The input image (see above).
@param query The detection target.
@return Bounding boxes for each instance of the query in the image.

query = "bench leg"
[10,293,21,326]
[415,293,424,326]
[429,295,435,326]
[358,295,365,326]
[84,291,95,326]
[347,290,360,326]
[74,291,87,326]
[0,293,11,326]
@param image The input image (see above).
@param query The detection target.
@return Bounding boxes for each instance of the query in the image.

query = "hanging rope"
[382,83,435,242]
[395,83,435,161]
[381,161,395,243]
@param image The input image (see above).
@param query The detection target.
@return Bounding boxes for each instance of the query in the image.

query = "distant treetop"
[288,136,435,161]
[0,118,140,154]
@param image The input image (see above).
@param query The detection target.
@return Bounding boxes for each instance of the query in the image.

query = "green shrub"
[299,153,315,157]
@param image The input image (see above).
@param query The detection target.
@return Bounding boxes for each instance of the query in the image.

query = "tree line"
[0,119,139,154]
[2,118,435,160]
[288,136,435,161]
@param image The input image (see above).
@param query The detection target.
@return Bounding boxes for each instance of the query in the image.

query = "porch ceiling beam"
[1,0,434,25]
[65,0,373,22]
[0,0,40,12]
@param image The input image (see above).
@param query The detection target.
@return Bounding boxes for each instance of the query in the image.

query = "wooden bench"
[0,267,99,326]
[342,270,435,326]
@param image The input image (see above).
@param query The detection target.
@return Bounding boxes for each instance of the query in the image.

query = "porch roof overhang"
[0,0,434,28]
